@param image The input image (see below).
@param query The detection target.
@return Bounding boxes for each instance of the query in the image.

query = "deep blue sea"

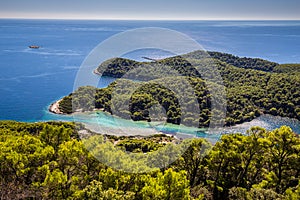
[0,19,300,135]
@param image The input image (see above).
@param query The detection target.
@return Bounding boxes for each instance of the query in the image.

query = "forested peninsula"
[55,51,300,128]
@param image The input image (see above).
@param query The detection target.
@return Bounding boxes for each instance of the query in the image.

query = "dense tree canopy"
[0,121,299,199]
[59,51,300,127]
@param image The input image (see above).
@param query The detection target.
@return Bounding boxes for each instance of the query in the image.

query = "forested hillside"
[59,51,300,127]
[0,121,299,199]
[207,51,278,72]
[94,51,281,77]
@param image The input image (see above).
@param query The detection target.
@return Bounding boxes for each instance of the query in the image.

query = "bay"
[1,19,300,136]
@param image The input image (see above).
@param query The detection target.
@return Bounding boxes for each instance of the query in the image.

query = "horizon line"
[1,17,300,21]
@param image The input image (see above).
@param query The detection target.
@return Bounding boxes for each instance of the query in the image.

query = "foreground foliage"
[0,121,299,199]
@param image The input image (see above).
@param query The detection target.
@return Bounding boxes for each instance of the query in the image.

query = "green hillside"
[58,51,300,128]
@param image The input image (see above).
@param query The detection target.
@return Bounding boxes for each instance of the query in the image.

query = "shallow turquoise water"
[41,107,300,138]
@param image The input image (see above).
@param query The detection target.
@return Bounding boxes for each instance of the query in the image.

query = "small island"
[51,51,300,128]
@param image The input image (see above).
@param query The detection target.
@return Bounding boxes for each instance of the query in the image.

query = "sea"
[0,19,300,137]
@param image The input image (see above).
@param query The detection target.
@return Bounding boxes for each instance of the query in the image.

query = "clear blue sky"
[0,0,299,20]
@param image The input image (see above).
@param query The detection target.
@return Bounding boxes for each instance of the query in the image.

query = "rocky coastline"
[49,99,63,114]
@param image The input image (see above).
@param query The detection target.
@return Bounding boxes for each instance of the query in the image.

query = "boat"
[28,45,40,49]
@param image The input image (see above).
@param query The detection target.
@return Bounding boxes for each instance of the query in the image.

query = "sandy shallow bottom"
[42,108,300,139]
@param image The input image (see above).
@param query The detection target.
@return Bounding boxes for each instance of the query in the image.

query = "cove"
[41,107,300,139]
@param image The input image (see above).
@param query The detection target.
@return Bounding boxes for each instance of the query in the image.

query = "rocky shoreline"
[93,69,100,75]
[49,99,63,114]
[49,99,106,115]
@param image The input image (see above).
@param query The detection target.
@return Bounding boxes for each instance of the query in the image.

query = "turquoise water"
[43,110,212,138]
[1,19,300,136]
[42,109,300,137]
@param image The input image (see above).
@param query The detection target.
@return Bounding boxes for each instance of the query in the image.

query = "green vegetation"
[96,57,139,78]
[59,51,300,127]
[1,121,299,199]
[207,51,278,72]
[273,63,300,74]
[95,51,279,78]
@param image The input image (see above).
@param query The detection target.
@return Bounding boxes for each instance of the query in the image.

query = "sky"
[0,0,299,20]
